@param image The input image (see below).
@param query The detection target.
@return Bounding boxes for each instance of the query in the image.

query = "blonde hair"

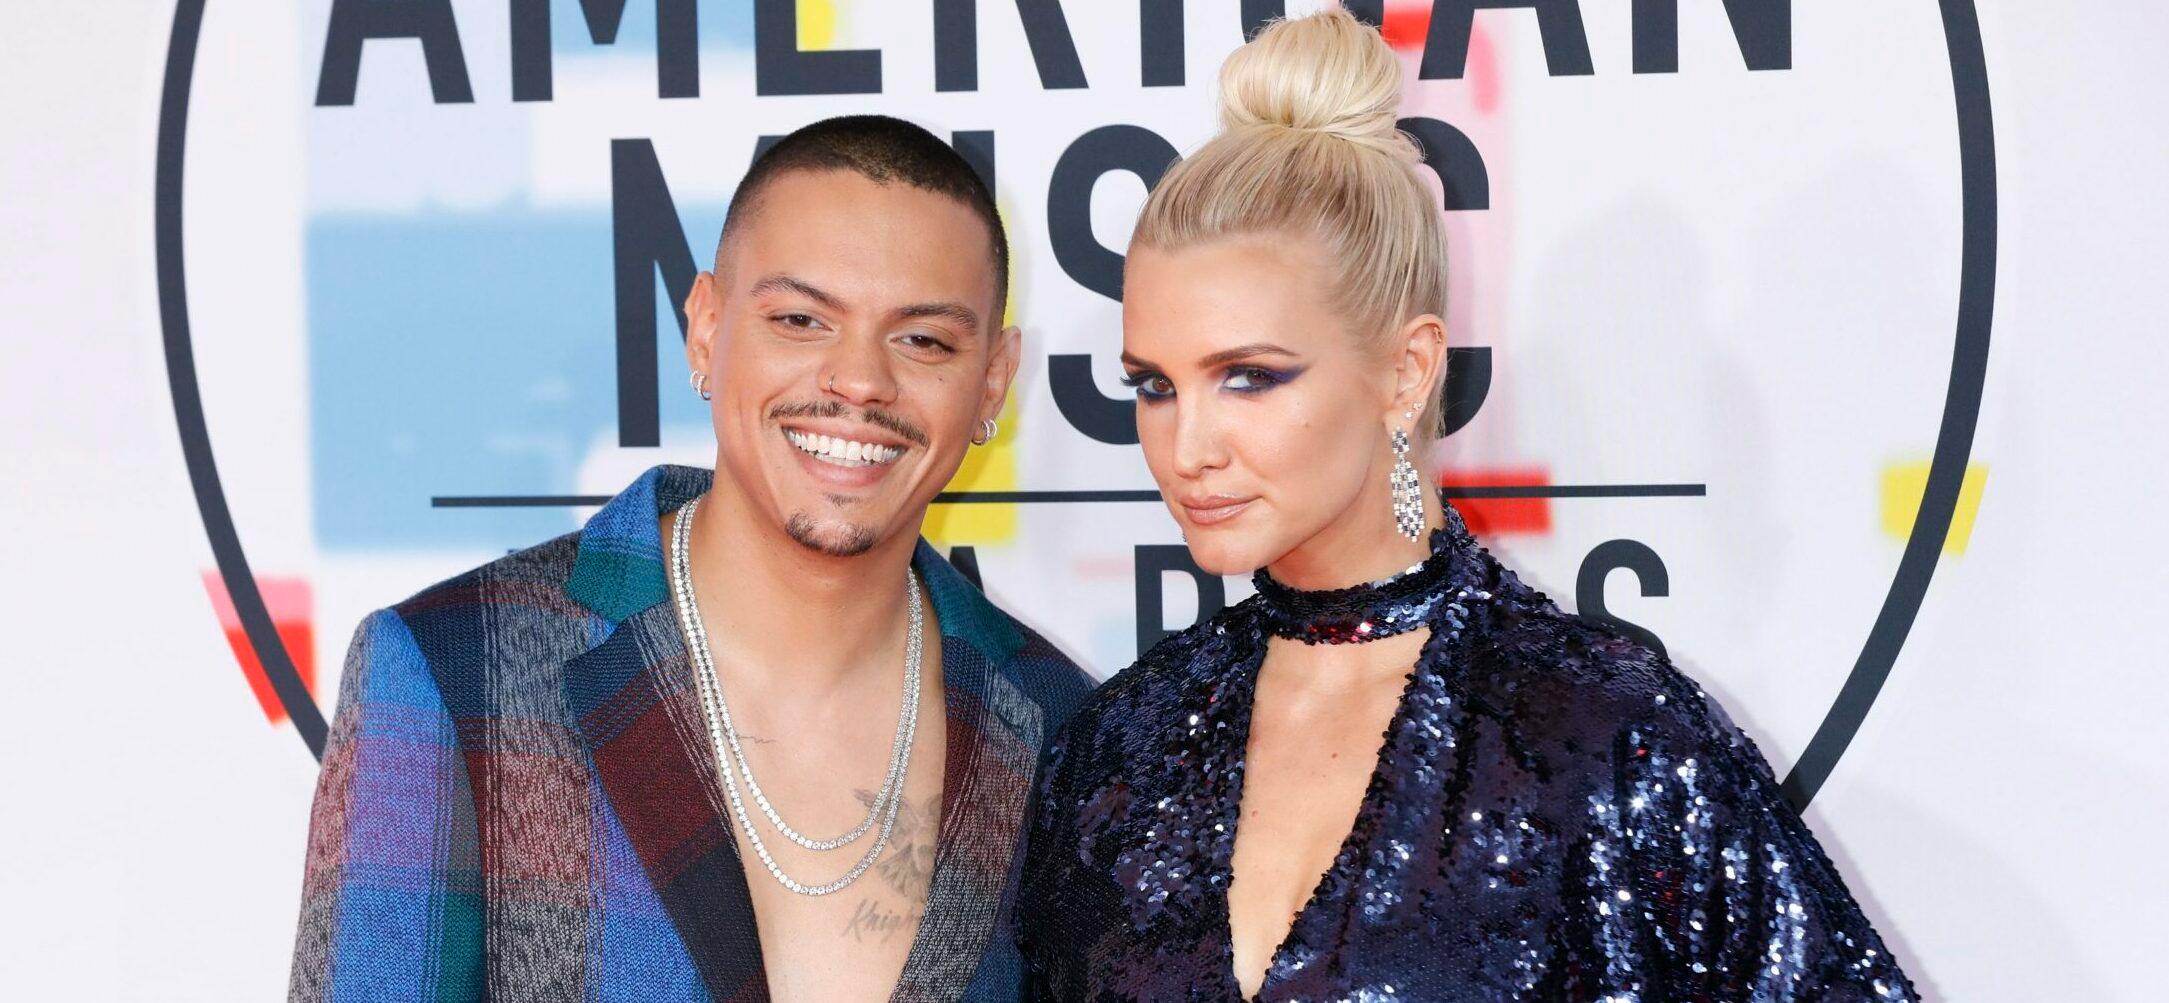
[1133,7,1447,405]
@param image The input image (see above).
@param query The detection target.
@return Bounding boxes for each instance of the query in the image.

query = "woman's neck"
[1265,474,1443,592]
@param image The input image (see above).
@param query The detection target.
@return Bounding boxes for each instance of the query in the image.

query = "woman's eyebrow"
[1195,343,1299,368]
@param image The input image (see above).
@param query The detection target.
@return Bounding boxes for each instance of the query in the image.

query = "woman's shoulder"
[1464,577,1743,756]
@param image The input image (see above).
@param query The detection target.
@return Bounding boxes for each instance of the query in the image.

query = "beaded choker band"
[1252,531,1461,645]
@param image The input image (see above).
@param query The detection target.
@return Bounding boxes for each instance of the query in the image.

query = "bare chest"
[731,686,948,1002]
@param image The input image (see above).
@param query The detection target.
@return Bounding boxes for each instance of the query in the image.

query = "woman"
[1018,10,1915,1001]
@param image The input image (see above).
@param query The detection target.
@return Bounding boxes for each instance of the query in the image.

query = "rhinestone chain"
[674,499,919,851]
[666,495,921,895]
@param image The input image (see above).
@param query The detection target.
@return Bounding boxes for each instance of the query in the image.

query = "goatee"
[785,512,879,557]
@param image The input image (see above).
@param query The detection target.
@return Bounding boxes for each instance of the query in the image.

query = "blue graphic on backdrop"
[302,0,764,552]
[306,207,719,551]
[542,0,757,55]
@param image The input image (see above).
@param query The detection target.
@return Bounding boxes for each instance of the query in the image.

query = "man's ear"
[684,271,720,376]
[981,324,1024,422]
[1390,313,1448,425]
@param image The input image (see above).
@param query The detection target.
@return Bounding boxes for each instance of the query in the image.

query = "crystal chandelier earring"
[1389,402,1424,542]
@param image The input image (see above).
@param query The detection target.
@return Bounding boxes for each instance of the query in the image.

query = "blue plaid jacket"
[287,464,1095,1001]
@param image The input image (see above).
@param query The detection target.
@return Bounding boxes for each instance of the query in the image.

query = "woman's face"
[1121,234,1403,577]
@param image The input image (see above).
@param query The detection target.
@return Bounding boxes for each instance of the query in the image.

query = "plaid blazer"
[287,464,1095,1001]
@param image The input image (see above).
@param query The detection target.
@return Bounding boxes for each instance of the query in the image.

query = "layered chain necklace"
[665,495,922,896]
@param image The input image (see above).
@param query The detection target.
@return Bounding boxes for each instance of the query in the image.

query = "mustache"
[767,399,931,448]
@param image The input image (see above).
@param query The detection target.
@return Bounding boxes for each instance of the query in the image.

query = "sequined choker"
[1252,530,1461,644]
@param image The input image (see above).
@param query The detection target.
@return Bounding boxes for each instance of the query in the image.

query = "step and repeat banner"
[183,0,1975,789]
[20,0,2162,998]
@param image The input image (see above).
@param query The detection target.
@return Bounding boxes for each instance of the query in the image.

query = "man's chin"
[783,512,881,558]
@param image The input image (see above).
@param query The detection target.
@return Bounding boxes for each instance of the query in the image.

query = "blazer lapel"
[561,464,768,1002]
[891,546,1045,998]
[565,601,770,1002]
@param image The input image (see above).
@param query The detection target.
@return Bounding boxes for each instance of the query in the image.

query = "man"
[288,116,1094,1002]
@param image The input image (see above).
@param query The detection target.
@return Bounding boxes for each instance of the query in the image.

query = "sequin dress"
[1019,504,1916,1002]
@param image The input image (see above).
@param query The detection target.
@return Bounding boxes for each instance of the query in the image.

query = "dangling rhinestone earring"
[1390,404,1424,542]
[690,370,711,400]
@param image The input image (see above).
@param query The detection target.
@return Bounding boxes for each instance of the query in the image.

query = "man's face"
[685,169,1017,558]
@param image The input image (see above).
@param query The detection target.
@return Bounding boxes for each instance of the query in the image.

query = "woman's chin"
[1181,534,1274,578]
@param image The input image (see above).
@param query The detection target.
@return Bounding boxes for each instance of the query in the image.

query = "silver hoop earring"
[971,417,998,446]
[690,371,711,400]
[1390,428,1424,542]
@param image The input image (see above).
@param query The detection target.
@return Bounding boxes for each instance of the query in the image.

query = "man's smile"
[784,427,907,468]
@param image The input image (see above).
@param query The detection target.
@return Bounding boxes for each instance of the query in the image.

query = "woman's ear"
[683,271,720,376]
[1390,313,1448,426]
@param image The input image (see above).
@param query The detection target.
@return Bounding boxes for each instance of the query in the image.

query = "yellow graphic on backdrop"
[1879,460,1988,555]
[925,397,1022,546]
[924,198,1027,548]
[799,0,837,49]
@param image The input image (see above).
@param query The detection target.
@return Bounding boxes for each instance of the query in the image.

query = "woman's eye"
[1120,372,1174,400]
[1223,366,1288,393]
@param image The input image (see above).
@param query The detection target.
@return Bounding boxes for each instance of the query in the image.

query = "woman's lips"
[1180,496,1256,527]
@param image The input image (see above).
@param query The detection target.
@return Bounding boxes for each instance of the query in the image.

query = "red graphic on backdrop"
[1443,466,1553,536]
[202,572,317,724]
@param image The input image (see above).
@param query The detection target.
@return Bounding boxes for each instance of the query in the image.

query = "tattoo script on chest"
[841,790,941,945]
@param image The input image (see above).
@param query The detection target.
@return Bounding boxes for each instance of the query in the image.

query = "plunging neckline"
[661,506,999,1002]
[1214,601,1468,1000]
[697,587,977,1003]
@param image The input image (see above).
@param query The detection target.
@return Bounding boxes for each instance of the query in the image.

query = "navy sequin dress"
[1019,503,1915,1001]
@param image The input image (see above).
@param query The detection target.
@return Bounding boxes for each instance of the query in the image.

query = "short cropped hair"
[719,114,1009,322]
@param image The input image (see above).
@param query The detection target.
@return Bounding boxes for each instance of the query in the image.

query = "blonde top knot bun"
[1131,6,1450,438]
[1216,7,1421,164]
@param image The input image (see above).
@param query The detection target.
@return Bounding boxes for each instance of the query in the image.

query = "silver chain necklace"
[665,495,922,896]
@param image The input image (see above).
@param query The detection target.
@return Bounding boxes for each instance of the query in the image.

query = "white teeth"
[784,429,903,467]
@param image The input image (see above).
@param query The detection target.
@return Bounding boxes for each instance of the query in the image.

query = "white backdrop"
[3,1,2165,998]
